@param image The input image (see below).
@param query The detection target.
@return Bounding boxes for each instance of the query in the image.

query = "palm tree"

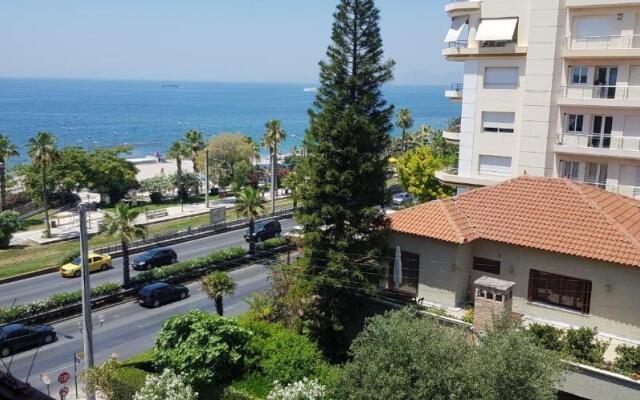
[102,203,147,288]
[0,134,19,211]
[236,186,265,254]
[166,140,191,201]
[201,270,236,316]
[395,109,414,154]
[261,120,286,214]
[26,132,58,238]
[183,130,205,173]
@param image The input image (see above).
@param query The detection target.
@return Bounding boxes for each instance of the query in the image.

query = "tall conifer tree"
[298,0,394,357]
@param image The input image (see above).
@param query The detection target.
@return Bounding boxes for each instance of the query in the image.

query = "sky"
[0,0,460,85]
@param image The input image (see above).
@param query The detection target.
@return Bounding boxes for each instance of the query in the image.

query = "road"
[0,219,293,308]
[1,263,270,396]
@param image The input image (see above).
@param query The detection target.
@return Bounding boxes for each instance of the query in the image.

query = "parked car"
[284,225,304,239]
[391,192,415,208]
[137,282,189,308]
[132,247,178,271]
[60,253,112,278]
[244,219,282,242]
[0,323,57,357]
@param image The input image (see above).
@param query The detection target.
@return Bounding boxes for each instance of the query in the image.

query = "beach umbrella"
[393,246,403,289]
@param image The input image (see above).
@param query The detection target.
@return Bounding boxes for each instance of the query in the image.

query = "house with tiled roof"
[387,176,640,341]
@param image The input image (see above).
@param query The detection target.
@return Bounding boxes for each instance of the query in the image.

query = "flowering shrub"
[267,378,327,400]
[133,369,197,400]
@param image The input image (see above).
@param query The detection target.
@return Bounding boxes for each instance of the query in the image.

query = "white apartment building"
[438,0,640,199]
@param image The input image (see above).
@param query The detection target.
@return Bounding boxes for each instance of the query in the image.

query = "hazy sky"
[0,0,460,84]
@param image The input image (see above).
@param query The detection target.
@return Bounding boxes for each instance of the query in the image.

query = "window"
[473,257,501,274]
[560,160,580,179]
[570,66,588,85]
[528,270,592,314]
[484,67,519,88]
[479,155,512,176]
[567,114,584,133]
[482,112,515,133]
[590,115,612,148]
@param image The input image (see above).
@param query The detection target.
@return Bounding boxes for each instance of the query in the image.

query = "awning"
[475,18,518,41]
[444,17,467,43]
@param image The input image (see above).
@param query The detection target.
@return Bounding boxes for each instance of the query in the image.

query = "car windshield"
[0,324,23,339]
[71,257,81,265]
[254,222,267,230]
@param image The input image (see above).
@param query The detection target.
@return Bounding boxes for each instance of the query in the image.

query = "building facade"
[439,0,640,199]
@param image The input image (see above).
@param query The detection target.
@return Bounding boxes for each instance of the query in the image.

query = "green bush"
[255,237,288,251]
[0,210,22,248]
[83,357,140,400]
[221,386,262,400]
[239,318,329,385]
[460,306,474,324]
[0,282,121,323]
[131,246,246,285]
[528,323,564,352]
[613,344,640,376]
[154,310,251,388]
[563,327,608,365]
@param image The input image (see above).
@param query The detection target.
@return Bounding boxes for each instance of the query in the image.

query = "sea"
[0,79,460,164]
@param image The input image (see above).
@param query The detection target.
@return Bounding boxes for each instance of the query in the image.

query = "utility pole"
[0,161,4,211]
[271,145,276,215]
[204,148,210,208]
[78,204,95,400]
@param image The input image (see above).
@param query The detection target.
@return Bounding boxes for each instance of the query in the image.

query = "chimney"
[472,276,516,332]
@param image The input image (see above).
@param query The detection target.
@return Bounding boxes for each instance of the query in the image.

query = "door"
[590,116,613,148]
[585,163,608,188]
[89,256,102,272]
[593,66,618,98]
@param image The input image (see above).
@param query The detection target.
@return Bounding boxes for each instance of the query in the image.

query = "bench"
[145,208,169,220]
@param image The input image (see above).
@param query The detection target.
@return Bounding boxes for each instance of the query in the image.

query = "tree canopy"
[196,133,255,189]
[397,146,454,202]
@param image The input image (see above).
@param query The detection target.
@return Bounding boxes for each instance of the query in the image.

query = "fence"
[94,207,295,255]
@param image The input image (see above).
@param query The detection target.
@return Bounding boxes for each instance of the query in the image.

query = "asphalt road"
[0,218,293,308]
[1,263,270,396]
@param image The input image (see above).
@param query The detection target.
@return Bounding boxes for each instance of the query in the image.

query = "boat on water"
[303,87,318,93]
[161,84,180,88]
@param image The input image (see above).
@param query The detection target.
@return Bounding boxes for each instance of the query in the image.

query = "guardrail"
[94,207,294,255]
[566,34,640,50]
[561,85,640,100]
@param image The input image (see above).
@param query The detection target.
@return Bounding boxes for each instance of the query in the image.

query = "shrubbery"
[83,357,139,400]
[613,344,640,376]
[267,378,327,400]
[131,246,247,285]
[0,210,22,248]
[528,323,564,352]
[239,318,330,385]
[255,237,288,252]
[133,369,197,400]
[154,311,251,388]
[0,282,121,323]
[527,324,608,365]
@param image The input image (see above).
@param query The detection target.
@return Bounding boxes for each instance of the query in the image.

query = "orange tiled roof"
[389,176,640,268]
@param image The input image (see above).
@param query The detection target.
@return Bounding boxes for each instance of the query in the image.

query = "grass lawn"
[0,197,294,280]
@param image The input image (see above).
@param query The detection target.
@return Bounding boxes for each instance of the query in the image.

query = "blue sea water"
[0,79,460,163]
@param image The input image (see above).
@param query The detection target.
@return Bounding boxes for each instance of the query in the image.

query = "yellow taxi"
[60,253,112,278]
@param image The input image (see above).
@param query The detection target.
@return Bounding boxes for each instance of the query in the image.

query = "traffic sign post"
[59,386,69,400]
[58,371,70,385]
[40,374,51,397]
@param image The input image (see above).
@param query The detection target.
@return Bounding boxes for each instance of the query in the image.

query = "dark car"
[243,219,282,242]
[0,323,57,357]
[132,247,178,271]
[137,282,189,308]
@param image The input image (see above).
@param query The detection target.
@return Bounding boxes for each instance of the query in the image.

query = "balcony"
[445,0,482,14]
[558,85,640,108]
[445,83,463,101]
[442,130,460,144]
[564,35,640,59]
[435,167,506,188]
[555,133,640,160]
[442,41,527,60]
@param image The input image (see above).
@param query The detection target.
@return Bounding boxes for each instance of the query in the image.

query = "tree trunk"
[402,128,406,154]
[122,240,131,288]
[271,144,276,215]
[42,163,51,238]
[176,157,184,200]
[0,161,6,211]
[215,295,224,316]
[249,217,256,254]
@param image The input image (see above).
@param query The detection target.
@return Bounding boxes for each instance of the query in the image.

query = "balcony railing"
[450,83,464,91]
[561,85,640,101]
[446,40,469,49]
[557,133,640,153]
[566,35,640,51]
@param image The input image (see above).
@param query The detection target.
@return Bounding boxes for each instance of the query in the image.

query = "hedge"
[131,246,247,286]
[255,237,288,252]
[0,282,121,323]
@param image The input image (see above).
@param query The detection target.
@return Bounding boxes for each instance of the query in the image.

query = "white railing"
[557,133,640,152]
[616,183,640,199]
[561,85,640,101]
[566,35,640,50]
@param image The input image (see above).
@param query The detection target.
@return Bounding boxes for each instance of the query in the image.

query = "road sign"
[58,371,70,385]
[75,351,84,361]
[59,386,69,398]
[40,374,51,385]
